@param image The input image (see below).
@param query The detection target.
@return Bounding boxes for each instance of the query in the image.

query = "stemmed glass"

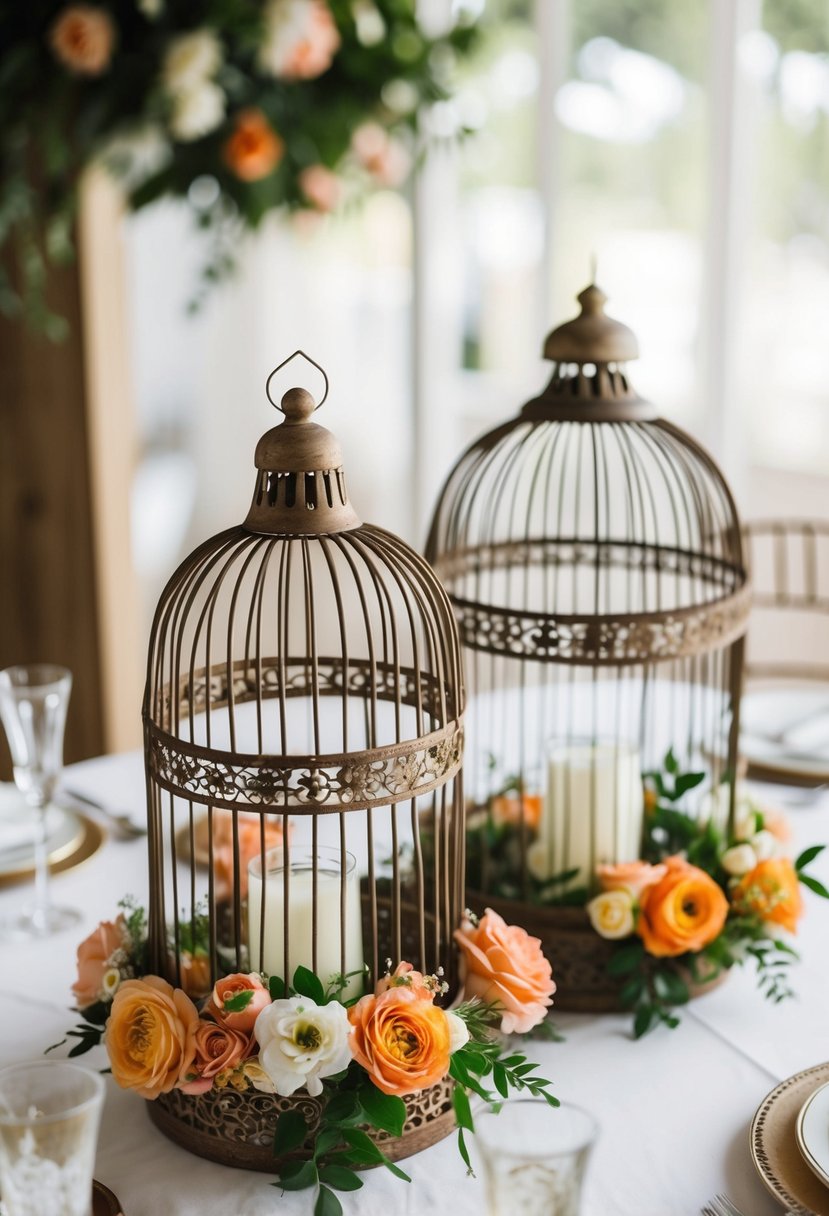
[0,664,80,937]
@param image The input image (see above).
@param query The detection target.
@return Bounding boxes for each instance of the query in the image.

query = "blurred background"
[2,0,829,767]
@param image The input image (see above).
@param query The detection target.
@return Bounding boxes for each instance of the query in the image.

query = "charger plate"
[0,814,105,889]
[751,1061,829,1215]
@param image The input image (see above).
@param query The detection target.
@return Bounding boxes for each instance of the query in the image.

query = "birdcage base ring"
[147,1076,456,1172]
[466,892,729,1014]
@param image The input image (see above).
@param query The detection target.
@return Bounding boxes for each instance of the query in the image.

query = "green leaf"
[277,1160,318,1191]
[269,975,286,1000]
[606,942,645,976]
[273,1110,309,1157]
[318,1165,363,1192]
[633,1006,656,1039]
[292,966,326,1004]
[665,747,679,774]
[674,771,705,797]
[315,1127,344,1157]
[359,1085,406,1137]
[452,1084,475,1133]
[800,873,829,899]
[340,1129,411,1182]
[653,969,690,1005]
[315,1186,344,1216]
[492,1064,509,1099]
[619,976,646,1007]
[222,989,254,1013]
[457,1126,473,1174]
[796,844,826,871]
[324,1090,361,1124]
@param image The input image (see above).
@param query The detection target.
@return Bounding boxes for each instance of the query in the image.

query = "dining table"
[3,748,828,1216]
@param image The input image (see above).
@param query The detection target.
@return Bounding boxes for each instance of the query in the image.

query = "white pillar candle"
[248,846,365,1001]
[528,741,644,887]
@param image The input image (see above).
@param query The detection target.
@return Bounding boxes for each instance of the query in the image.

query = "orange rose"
[178,950,211,1000]
[223,109,284,182]
[732,858,803,934]
[491,794,542,831]
[49,6,115,75]
[375,961,435,1002]
[179,1022,253,1095]
[105,976,199,1100]
[348,987,450,1097]
[637,856,729,957]
[72,916,126,1009]
[212,810,285,902]
[597,861,667,899]
[207,972,271,1032]
[454,909,555,1034]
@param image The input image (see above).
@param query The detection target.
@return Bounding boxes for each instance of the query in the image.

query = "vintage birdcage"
[142,353,465,1167]
[425,284,750,1010]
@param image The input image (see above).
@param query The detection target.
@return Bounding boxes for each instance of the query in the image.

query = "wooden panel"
[0,241,105,775]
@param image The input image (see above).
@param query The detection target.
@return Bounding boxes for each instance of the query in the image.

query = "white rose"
[169,82,226,142]
[751,830,779,861]
[721,843,758,877]
[162,29,222,96]
[734,799,760,842]
[254,996,352,1097]
[446,1010,469,1054]
[586,889,635,940]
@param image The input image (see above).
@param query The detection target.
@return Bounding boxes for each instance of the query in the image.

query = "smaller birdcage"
[425,284,750,1010]
[142,353,465,1167]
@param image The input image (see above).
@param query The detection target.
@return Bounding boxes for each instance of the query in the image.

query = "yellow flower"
[587,889,636,939]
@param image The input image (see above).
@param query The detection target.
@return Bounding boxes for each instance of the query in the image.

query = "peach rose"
[491,794,542,831]
[299,164,343,212]
[351,123,410,187]
[105,976,199,1100]
[178,951,211,1000]
[212,810,285,902]
[348,987,450,1097]
[72,916,126,1009]
[179,1021,252,1094]
[223,108,284,182]
[761,806,792,845]
[49,5,115,75]
[258,0,340,80]
[732,858,803,934]
[596,861,667,899]
[637,856,729,957]
[207,972,271,1032]
[375,961,435,1002]
[454,909,555,1034]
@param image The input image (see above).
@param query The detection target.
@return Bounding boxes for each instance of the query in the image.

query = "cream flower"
[242,1058,277,1094]
[101,967,121,1000]
[445,1010,469,1054]
[258,0,340,80]
[586,889,635,940]
[254,996,351,1097]
[751,830,779,862]
[169,82,226,142]
[721,843,757,877]
[162,29,222,96]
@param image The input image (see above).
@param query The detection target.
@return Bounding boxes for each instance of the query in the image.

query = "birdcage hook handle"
[266,350,329,413]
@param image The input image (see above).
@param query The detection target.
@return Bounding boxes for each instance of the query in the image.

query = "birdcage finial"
[542,280,638,364]
[265,349,329,413]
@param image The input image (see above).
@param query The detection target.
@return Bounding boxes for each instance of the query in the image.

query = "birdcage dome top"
[425,286,750,667]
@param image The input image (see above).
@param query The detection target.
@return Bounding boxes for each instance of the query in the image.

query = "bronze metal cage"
[424,285,750,1010]
[142,355,465,1166]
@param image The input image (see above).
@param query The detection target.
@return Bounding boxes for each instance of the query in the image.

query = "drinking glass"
[475,1099,597,1216]
[0,664,79,936]
[0,1060,105,1216]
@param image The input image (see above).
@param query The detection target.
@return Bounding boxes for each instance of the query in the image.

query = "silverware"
[700,1195,748,1216]
[62,788,147,839]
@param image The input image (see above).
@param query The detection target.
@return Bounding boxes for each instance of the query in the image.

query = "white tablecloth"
[4,750,829,1216]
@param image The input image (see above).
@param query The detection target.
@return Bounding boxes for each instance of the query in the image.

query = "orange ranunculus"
[491,794,542,831]
[179,1021,253,1095]
[637,856,729,957]
[732,858,803,934]
[374,961,436,1002]
[348,987,450,1097]
[72,915,126,1009]
[49,5,115,75]
[454,909,555,1035]
[105,976,199,1100]
[207,972,271,1032]
[596,861,667,899]
[212,810,285,902]
[223,109,284,181]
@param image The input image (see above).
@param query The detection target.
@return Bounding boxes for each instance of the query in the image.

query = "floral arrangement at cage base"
[54,901,558,1215]
[584,754,829,1037]
[2,1,479,333]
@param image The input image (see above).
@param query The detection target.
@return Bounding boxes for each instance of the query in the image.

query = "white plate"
[796,1079,829,1190]
[0,784,67,861]
[741,686,829,783]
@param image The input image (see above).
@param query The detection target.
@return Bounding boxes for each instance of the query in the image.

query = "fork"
[700,1197,744,1216]
[63,787,148,839]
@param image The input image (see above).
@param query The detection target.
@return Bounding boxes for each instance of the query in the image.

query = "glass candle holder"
[475,1099,597,1216]
[0,1060,105,1216]
[248,845,364,999]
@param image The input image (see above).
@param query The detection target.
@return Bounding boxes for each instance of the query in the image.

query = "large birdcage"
[142,353,465,1167]
[425,284,750,1010]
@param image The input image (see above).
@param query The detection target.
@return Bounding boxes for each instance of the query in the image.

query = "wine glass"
[0,664,80,937]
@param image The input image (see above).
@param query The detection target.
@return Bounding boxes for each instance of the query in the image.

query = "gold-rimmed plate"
[93,1178,124,1215]
[0,814,105,888]
[751,1061,829,1215]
